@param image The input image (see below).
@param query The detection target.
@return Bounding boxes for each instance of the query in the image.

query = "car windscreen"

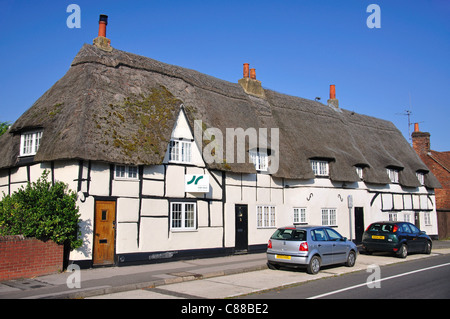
[367,223,394,233]
[271,229,307,241]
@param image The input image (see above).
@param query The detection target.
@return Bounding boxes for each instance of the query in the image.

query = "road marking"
[308,262,450,299]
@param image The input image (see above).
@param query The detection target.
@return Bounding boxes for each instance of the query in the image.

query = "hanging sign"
[185,174,209,193]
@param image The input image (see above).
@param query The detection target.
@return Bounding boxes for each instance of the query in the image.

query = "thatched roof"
[0,44,441,189]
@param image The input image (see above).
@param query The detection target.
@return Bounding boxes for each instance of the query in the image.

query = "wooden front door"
[94,201,116,265]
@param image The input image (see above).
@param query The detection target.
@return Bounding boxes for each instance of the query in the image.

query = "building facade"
[0,19,441,267]
[412,124,449,239]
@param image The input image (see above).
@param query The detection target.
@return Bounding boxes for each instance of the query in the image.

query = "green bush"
[0,170,82,250]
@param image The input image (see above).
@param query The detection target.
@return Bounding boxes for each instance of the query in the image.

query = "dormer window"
[311,160,329,177]
[20,130,42,156]
[169,139,192,164]
[416,172,425,186]
[355,166,364,180]
[386,168,399,183]
[249,150,268,171]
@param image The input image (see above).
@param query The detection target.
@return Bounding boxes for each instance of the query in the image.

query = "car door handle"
[318,244,322,247]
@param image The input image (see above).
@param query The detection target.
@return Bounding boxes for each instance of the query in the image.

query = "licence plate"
[275,255,291,260]
[372,235,385,240]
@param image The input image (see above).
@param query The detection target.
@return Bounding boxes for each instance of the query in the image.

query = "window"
[388,213,398,221]
[404,213,411,223]
[321,208,336,226]
[409,223,420,234]
[20,130,43,156]
[257,205,276,228]
[311,228,327,241]
[311,160,329,176]
[416,172,425,186]
[170,202,196,231]
[424,212,431,225]
[293,208,307,224]
[325,228,343,241]
[169,140,192,163]
[355,166,364,180]
[115,165,138,180]
[271,229,306,241]
[386,168,399,183]
[249,150,268,171]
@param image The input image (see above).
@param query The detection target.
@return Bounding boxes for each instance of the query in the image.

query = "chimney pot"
[243,63,249,78]
[330,84,336,100]
[250,68,256,80]
[98,14,108,37]
[414,123,420,132]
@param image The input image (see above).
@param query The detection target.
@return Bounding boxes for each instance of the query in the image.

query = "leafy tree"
[0,121,10,137]
[0,170,82,250]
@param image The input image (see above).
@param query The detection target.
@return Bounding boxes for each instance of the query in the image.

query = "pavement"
[1,240,450,299]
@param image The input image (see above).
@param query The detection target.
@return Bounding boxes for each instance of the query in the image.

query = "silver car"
[267,225,358,274]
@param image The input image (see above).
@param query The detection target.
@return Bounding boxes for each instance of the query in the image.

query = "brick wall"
[0,235,63,281]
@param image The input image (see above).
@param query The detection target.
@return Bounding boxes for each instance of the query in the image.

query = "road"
[238,253,450,299]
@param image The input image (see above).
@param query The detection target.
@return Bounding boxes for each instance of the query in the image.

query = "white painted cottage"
[0,17,441,267]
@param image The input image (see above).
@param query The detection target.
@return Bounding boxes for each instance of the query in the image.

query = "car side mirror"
[340,237,347,242]
[419,231,426,235]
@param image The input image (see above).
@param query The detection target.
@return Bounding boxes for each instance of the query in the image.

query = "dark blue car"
[362,221,432,258]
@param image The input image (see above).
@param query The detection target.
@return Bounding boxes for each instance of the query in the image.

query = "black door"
[354,207,365,244]
[235,204,248,252]
[414,212,421,229]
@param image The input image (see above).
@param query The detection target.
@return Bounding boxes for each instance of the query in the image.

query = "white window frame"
[355,166,364,180]
[169,140,192,164]
[424,212,432,226]
[387,168,399,183]
[403,213,411,223]
[293,207,307,224]
[20,130,43,156]
[416,172,425,186]
[115,165,138,180]
[257,205,276,228]
[321,208,337,226]
[388,212,398,221]
[311,160,329,177]
[249,150,268,172]
[170,202,197,231]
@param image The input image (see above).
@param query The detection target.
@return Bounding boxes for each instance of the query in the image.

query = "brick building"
[412,123,450,239]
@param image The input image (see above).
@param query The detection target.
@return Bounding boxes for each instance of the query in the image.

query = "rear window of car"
[367,223,395,232]
[271,229,307,241]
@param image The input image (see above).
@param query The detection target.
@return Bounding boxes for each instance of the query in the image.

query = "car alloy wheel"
[346,251,356,267]
[397,244,407,258]
[307,255,321,275]
[425,241,432,254]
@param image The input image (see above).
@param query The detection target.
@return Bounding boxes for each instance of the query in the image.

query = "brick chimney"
[93,14,113,52]
[238,63,266,98]
[412,123,431,155]
[327,84,339,108]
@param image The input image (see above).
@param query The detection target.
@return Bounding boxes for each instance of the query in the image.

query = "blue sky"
[0,0,449,151]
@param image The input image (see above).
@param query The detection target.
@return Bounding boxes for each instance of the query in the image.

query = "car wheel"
[397,244,408,258]
[307,255,321,275]
[345,251,356,267]
[424,241,432,255]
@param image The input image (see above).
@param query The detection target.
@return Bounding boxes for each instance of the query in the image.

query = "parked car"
[362,221,432,258]
[266,225,358,275]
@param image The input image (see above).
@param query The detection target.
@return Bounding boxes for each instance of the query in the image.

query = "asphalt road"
[239,253,450,299]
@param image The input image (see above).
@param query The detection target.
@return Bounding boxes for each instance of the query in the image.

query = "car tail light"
[365,224,372,232]
[268,240,272,249]
[393,225,398,233]
[299,242,308,251]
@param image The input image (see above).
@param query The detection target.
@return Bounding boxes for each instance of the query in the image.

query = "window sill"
[170,228,198,233]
